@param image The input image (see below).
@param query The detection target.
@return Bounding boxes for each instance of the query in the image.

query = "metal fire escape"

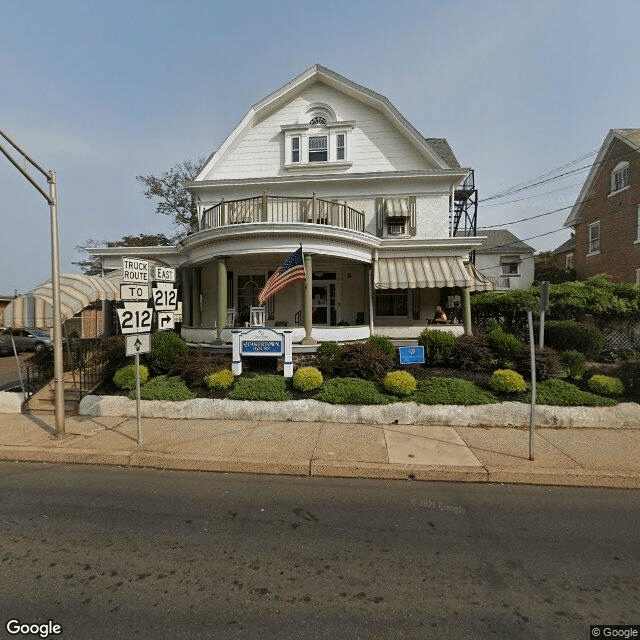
[451,169,478,262]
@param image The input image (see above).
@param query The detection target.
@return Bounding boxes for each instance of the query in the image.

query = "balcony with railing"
[487,275,511,291]
[199,194,366,233]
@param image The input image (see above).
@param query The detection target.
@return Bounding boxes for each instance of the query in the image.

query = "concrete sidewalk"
[0,412,638,488]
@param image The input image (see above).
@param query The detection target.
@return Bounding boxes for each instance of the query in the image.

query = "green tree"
[136,157,206,233]
[534,251,575,284]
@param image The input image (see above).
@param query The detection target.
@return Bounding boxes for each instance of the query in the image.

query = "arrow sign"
[126,333,151,356]
[157,312,175,331]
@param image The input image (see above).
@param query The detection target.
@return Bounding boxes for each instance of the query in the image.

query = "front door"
[312,284,336,326]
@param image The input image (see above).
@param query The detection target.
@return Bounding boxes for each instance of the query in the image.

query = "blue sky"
[2,0,639,294]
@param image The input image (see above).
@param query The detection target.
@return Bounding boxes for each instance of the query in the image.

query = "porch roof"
[374,256,472,289]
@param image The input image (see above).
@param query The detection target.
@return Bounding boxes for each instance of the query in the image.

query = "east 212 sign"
[152,282,178,311]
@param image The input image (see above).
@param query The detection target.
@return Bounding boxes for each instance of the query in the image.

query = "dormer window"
[611,162,630,193]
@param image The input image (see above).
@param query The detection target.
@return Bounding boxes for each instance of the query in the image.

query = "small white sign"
[117,301,153,334]
[122,257,149,284]
[157,312,175,331]
[154,266,176,282]
[120,283,150,301]
[152,282,178,311]
[126,333,151,356]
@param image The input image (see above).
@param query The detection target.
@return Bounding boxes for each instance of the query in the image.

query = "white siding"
[207,82,436,180]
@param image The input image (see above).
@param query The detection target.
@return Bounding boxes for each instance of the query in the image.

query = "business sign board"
[120,283,150,301]
[240,328,284,356]
[126,333,151,356]
[152,282,178,311]
[399,346,425,365]
[154,266,176,282]
[117,301,153,334]
[122,258,149,284]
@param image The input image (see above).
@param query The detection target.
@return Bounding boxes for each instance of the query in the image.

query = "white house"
[89,65,492,345]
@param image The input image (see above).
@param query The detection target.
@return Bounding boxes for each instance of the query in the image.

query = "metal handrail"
[200,194,365,233]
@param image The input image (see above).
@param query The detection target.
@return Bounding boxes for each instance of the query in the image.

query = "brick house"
[551,234,576,273]
[564,129,640,283]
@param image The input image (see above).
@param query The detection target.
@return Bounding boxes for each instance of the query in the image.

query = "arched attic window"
[611,161,629,192]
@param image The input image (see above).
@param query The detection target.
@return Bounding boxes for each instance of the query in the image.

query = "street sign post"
[539,280,549,348]
[120,283,150,301]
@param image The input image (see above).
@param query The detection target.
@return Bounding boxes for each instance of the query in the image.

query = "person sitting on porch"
[433,305,448,323]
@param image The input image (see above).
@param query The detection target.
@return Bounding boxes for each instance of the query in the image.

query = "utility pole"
[0,129,65,438]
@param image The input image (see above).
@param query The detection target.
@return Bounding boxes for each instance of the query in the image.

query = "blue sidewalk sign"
[399,346,425,365]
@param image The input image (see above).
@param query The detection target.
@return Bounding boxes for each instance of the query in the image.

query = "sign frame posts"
[231,328,292,377]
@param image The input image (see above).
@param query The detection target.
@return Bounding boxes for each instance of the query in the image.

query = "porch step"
[23,378,83,416]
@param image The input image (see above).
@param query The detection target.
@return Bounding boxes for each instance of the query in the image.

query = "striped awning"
[384,198,410,219]
[3,273,123,329]
[374,256,472,289]
[467,261,495,292]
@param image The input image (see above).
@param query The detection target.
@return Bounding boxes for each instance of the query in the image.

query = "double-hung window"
[308,136,328,162]
[611,162,630,192]
[336,134,345,160]
[588,221,600,254]
[291,137,300,163]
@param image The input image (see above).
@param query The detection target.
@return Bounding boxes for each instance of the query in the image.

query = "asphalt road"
[0,352,29,391]
[0,463,638,640]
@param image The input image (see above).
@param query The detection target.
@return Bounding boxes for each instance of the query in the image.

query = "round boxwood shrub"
[587,374,624,397]
[383,371,417,397]
[516,347,563,381]
[113,363,149,391]
[418,329,456,366]
[491,369,526,394]
[204,369,235,390]
[452,333,495,372]
[147,331,190,372]
[292,366,324,392]
[129,375,195,401]
[560,350,586,380]
[316,342,341,373]
[369,335,396,361]
[544,320,605,360]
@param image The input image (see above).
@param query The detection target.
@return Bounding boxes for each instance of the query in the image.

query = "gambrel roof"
[195,64,463,181]
[564,128,640,228]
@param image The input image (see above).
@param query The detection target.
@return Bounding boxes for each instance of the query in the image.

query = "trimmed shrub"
[615,360,640,400]
[544,320,605,360]
[338,342,394,381]
[524,379,616,407]
[204,369,235,390]
[418,329,456,366]
[369,335,396,360]
[383,371,417,397]
[315,377,395,405]
[147,331,190,372]
[489,328,522,362]
[517,347,563,381]
[292,366,323,392]
[407,377,498,405]
[561,350,586,380]
[316,342,341,373]
[587,374,624,397]
[169,352,231,388]
[129,375,195,401]
[113,363,149,391]
[226,375,292,401]
[452,333,495,372]
[491,369,526,394]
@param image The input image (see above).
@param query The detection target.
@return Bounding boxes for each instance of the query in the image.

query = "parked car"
[0,328,52,356]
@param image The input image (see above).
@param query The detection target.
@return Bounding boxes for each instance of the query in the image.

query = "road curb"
[486,466,640,489]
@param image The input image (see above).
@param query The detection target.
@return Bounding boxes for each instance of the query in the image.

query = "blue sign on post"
[399,346,425,365]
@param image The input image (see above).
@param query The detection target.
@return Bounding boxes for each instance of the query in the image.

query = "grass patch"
[405,377,498,405]
[226,375,293,401]
[315,377,397,405]
[524,379,617,407]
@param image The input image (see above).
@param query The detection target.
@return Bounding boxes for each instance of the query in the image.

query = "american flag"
[258,247,306,305]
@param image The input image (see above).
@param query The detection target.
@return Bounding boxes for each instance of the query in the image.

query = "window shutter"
[409,196,417,236]
[375,197,384,237]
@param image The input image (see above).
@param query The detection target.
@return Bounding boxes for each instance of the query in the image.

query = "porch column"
[216,257,228,342]
[191,267,202,327]
[301,253,316,344]
[364,264,375,335]
[181,268,192,326]
[462,286,472,336]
